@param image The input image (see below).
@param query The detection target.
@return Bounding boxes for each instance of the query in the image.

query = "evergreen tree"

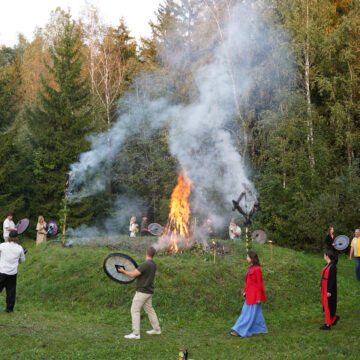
[27,11,94,226]
[0,48,22,216]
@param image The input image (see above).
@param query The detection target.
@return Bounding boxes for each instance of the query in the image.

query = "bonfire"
[161,170,192,253]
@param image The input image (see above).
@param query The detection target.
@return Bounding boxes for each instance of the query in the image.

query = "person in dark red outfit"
[231,251,267,337]
[320,249,339,330]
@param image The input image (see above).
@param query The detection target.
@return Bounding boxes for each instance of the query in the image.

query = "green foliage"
[113,128,178,223]
[26,11,95,227]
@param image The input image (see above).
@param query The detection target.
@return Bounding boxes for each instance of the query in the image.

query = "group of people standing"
[325,226,360,281]
[129,216,151,237]
[0,213,48,313]
[2,213,49,246]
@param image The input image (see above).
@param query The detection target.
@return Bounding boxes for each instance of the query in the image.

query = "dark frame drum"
[103,253,138,284]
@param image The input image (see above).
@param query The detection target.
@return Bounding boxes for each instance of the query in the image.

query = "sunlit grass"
[0,238,359,359]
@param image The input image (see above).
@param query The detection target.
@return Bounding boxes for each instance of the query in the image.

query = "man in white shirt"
[0,230,25,312]
[3,212,16,242]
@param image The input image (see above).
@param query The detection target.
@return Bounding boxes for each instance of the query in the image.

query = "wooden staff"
[62,200,67,245]
[268,240,273,260]
[245,226,249,252]
[212,240,216,264]
[62,172,71,245]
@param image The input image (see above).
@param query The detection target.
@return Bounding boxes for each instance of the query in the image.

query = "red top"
[244,265,267,305]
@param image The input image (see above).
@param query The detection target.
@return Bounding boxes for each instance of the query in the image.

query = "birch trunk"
[304,0,315,171]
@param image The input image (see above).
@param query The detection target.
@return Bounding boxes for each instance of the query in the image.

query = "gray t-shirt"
[136,260,156,294]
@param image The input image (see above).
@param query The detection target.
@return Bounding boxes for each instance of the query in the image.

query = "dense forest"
[0,0,359,249]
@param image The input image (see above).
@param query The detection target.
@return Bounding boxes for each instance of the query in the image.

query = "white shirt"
[0,242,25,275]
[3,218,15,239]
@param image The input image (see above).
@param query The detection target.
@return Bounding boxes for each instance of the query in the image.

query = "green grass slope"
[0,238,359,360]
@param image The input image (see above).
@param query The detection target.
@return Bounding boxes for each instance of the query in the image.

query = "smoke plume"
[68,1,279,237]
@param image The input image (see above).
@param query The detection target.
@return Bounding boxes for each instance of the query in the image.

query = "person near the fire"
[231,251,267,337]
[201,219,214,237]
[119,246,161,339]
[140,217,149,236]
[129,216,138,238]
[320,249,339,330]
[0,230,26,312]
[3,212,16,243]
[229,218,241,241]
[36,215,48,245]
[349,229,360,281]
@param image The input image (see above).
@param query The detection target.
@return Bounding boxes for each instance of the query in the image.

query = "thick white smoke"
[69,1,274,233]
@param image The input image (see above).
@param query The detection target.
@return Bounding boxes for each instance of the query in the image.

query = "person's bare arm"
[349,247,354,260]
[118,268,141,278]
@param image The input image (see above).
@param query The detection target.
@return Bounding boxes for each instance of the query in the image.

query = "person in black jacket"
[325,227,336,250]
[325,227,338,264]
[319,249,339,330]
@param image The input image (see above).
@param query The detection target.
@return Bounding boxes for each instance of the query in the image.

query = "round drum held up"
[334,235,349,251]
[251,230,267,244]
[103,253,138,284]
[16,218,30,235]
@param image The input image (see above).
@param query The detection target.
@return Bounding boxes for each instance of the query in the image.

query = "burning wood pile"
[161,170,193,253]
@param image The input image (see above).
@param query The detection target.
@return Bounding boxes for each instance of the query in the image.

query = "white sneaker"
[124,333,140,339]
[146,329,162,335]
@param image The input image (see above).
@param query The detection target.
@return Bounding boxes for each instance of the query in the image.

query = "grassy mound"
[0,238,359,359]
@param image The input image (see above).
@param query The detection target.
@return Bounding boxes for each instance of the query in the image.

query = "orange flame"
[163,170,192,252]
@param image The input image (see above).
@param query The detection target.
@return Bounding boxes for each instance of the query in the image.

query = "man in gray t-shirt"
[119,246,161,340]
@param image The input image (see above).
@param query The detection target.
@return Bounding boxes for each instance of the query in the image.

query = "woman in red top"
[231,251,267,337]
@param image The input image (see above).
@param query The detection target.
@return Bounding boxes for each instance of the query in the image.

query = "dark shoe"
[332,316,340,326]
[230,331,240,337]
[2,308,13,313]
[319,324,331,330]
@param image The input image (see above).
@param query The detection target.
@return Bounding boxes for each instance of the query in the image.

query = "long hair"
[38,215,45,224]
[325,249,337,264]
[247,251,260,266]
[130,216,136,224]
[327,227,334,236]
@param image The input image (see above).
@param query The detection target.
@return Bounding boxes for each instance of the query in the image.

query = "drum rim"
[334,235,349,250]
[16,218,30,234]
[103,252,138,284]
[148,223,163,235]
[251,229,267,244]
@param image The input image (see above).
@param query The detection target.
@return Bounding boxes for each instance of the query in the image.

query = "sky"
[0,0,162,47]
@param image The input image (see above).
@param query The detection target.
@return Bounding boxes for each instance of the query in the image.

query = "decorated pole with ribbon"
[61,172,71,245]
[245,226,249,252]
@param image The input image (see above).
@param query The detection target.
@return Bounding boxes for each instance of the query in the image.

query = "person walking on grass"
[0,230,25,313]
[320,249,339,330]
[118,246,161,339]
[231,251,268,337]
[349,229,360,281]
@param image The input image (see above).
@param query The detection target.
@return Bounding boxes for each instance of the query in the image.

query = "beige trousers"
[131,291,160,336]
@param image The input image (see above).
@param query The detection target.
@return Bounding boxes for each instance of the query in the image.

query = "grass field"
[0,236,359,360]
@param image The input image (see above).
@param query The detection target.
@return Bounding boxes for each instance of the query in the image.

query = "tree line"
[0,0,359,249]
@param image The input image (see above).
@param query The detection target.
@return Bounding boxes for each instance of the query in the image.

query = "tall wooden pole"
[245,226,249,252]
[62,172,70,245]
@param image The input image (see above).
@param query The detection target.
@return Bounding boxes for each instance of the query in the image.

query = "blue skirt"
[231,301,268,337]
